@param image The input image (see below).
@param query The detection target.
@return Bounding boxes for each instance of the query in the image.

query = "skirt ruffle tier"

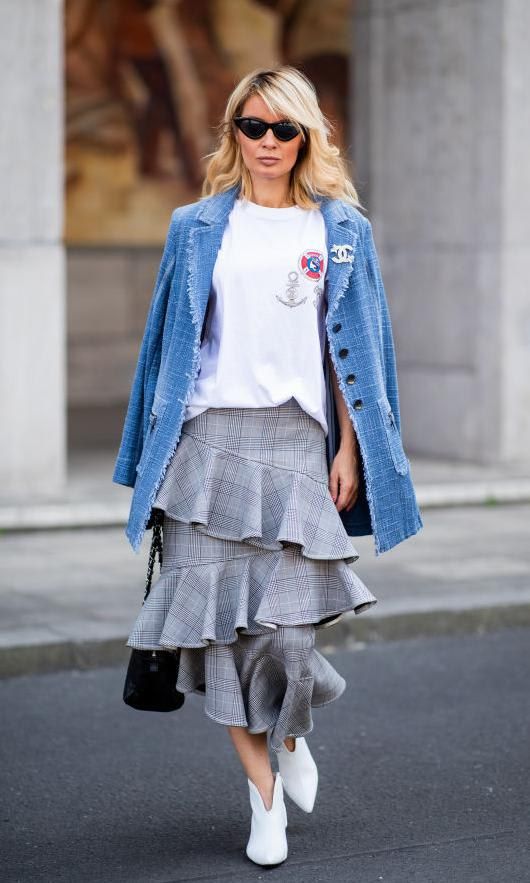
[126,397,377,750]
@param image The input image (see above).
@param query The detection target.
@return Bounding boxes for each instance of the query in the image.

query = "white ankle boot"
[276,736,318,813]
[246,772,288,866]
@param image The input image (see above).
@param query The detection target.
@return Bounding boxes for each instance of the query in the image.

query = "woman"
[113,65,423,867]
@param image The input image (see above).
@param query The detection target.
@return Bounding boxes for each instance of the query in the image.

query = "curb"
[0,638,131,680]
[315,603,530,651]
[2,604,530,680]
[1,481,530,533]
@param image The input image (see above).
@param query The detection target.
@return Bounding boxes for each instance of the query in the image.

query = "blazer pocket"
[376,393,410,475]
[136,393,168,477]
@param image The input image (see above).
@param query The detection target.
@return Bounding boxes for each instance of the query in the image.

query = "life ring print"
[299,249,325,281]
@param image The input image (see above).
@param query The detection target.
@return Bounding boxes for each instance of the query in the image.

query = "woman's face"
[234,94,304,189]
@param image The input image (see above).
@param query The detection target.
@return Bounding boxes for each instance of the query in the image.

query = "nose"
[261,127,278,147]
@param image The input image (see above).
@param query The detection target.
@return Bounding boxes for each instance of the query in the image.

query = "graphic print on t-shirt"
[276,270,307,308]
[276,248,326,309]
[183,198,330,435]
[313,283,324,309]
[299,249,325,281]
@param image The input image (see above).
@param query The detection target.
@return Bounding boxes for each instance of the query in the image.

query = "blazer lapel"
[185,185,240,327]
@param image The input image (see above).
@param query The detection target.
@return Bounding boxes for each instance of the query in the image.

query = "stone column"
[353,0,530,464]
[0,0,66,497]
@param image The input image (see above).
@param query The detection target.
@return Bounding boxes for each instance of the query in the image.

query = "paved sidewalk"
[1,450,530,531]
[1,448,529,676]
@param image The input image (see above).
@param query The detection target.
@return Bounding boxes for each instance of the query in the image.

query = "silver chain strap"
[143,509,164,603]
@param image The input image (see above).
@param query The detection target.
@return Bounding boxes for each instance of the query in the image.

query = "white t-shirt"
[183,196,329,435]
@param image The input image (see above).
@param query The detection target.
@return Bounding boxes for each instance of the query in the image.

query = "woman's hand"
[329,443,360,512]
[325,345,361,511]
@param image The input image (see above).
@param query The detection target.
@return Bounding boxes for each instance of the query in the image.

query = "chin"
[253,166,288,179]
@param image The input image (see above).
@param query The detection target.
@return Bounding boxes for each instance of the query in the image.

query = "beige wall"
[66,247,161,447]
[0,0,66,497]
[354,0,530,465]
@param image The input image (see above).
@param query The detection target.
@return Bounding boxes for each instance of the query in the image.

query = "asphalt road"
[1,628,530,882]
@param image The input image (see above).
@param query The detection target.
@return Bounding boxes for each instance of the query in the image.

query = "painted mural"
[65,0,352,245]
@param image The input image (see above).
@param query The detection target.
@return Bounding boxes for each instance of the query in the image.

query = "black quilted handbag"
[123,509,185,712]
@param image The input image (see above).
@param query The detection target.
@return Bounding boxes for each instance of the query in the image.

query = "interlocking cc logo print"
[330,243,354,264]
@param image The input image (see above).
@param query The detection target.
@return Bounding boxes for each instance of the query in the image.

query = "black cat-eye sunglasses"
[233,116,305,142]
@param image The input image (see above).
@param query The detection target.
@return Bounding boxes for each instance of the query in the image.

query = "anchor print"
[276,270,307,308]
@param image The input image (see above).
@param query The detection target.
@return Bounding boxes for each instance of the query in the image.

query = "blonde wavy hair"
[201,65,364,211]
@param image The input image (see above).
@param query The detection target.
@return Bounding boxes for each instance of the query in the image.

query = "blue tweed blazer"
[112,183,423,555]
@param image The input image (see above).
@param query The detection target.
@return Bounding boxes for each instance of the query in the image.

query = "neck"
[248,176,294,208]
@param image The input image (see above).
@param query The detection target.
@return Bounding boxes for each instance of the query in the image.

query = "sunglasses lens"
[237,118,267,139]
[235,117,302,142]
[273,122,300,142]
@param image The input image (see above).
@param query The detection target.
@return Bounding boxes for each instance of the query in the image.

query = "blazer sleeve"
[361,217,402,435]
[112,210,178,487]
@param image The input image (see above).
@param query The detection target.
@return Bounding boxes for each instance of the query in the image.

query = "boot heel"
[245,772,288,866]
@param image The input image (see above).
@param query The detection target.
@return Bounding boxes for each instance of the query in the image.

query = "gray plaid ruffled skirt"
[126,397,377,750]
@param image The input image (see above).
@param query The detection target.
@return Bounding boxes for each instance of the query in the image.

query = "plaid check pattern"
[126,398,377,748]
